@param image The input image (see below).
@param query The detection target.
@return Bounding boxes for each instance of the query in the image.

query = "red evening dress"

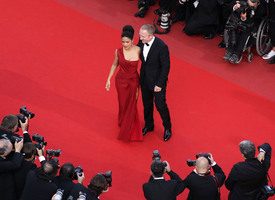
[115,47,143,141]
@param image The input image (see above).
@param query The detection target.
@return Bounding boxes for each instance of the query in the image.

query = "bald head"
[0,139,13,157]
[196,157,210,173]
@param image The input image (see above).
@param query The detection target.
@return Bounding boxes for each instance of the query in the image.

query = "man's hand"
[240,12,247,21]
[163,161,171,173]
[36,145,45,157]
[77,172,85,184]
[20,117,29,132]
[233,1,241,10]
[14,139,24,153]
[154,85,162,92]
[257,152,265,163]
[208,153,215,164]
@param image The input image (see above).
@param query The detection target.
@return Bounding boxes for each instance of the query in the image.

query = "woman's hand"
[105,80,111,91]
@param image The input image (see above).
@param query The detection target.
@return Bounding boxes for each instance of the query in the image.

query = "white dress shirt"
[143,36,155,61]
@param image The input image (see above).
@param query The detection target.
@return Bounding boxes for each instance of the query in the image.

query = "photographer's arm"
[257,143,272,170]
[77,172,85,184]
[225,164,239,190]
[20,118,32,143]
[36,146,45,164]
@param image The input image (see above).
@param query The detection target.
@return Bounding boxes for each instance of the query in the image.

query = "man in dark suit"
[143,160,185,200]
[53,163,85,200]
[0,115,32,143]
[183,153,226,200]
[20,159,59,200]
[138,24,172,141]
[225,141,272,200]
[0,138,24,200]
[184,0,220,39]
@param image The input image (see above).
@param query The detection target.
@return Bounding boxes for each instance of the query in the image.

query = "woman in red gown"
[106,25,143,141]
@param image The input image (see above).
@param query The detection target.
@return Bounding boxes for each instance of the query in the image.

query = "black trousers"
[141,79,171,130]
[269,0,275,46]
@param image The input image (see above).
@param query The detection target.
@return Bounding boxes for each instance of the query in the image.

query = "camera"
[53,189,64,200]
[257,185,275,200]
[32,133,47,149]
[10,135,23,144]
[46,149,61,158]
[16,106,35,127]
[152,150,167,167]
[135,0,149,18]
[99,171,112,187]
[78,192,86,200]
[179,0,188,5]
[186,153,211,167]
[73,166,83,180]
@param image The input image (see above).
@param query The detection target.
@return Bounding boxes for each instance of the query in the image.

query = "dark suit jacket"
[20,170,58,200]
[139,37,170,90]
[142,170,185,200]
[70,183,99,200]
[14,160,38,199]
[191,0,220,25]
[225,143,272,200]
[0,152,23,200]
[53,176,76,200]
[183,163,226,200]
[0,128,32,143]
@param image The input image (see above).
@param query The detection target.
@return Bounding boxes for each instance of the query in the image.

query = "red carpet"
[0,1,275,199]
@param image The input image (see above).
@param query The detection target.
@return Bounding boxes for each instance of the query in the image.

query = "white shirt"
[143,36,155,61]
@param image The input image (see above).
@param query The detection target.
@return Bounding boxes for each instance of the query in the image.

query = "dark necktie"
[145,43,149,46]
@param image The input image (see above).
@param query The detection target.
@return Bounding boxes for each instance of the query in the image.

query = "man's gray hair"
[0,139,12,156]
[141,24,155,35]
[239,140,255,159]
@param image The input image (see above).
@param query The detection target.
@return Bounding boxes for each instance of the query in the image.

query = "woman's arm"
[106,49,119,91]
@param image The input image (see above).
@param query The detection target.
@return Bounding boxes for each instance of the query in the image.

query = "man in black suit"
[0,115,32,143]
[225,140,272,200]
[0,138,24,200]
[183,153,226,200]
[138,24,172,141]
[143,160,185,200]
[53,163,85,200]
[20,159,59,200]
[69,173,109,200]
[14,142,45,199]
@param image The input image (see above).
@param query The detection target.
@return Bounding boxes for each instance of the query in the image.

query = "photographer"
[225,141,272,199]
[20,159,59,200]
[70,173,109,200]
[0,138,24,200]
[14,142,45,199]
[0,115,31,143]
[183,153,226,200]
[53,163,85,200]
[142,160,185,200]
[223,0,267,63]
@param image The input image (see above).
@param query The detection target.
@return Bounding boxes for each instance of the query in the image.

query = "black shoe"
[142,127,154,136]
[218,40,225,48]
[203,33,215,40]
[268,57,275,64]
[164,129,172,141]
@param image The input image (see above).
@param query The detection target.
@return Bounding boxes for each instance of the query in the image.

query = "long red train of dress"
[115,47,143,141]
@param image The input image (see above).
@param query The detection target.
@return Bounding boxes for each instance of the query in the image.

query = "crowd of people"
[143,141,272,200]
[0,114,110,200]
[135,0,275,64]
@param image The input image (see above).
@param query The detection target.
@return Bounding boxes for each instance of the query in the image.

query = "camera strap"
[213,175,221,199]
[266,172,274,187]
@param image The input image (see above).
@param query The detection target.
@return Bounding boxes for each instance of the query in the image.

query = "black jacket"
[70,183,99,200]
[139,37,170,90]
[183,163,226,200]
[0,152,23,200]
[225,143,272,200]
[142,170,185,200]
[53,176,76,200]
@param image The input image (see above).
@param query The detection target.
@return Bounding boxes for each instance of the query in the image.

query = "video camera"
[99,171,112,187]
[73,166,83,180]
[16,106,35,127]
[152,150,167,167]
[32,133,47,149]
[186,153,211,167]
[135,0,149,18]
